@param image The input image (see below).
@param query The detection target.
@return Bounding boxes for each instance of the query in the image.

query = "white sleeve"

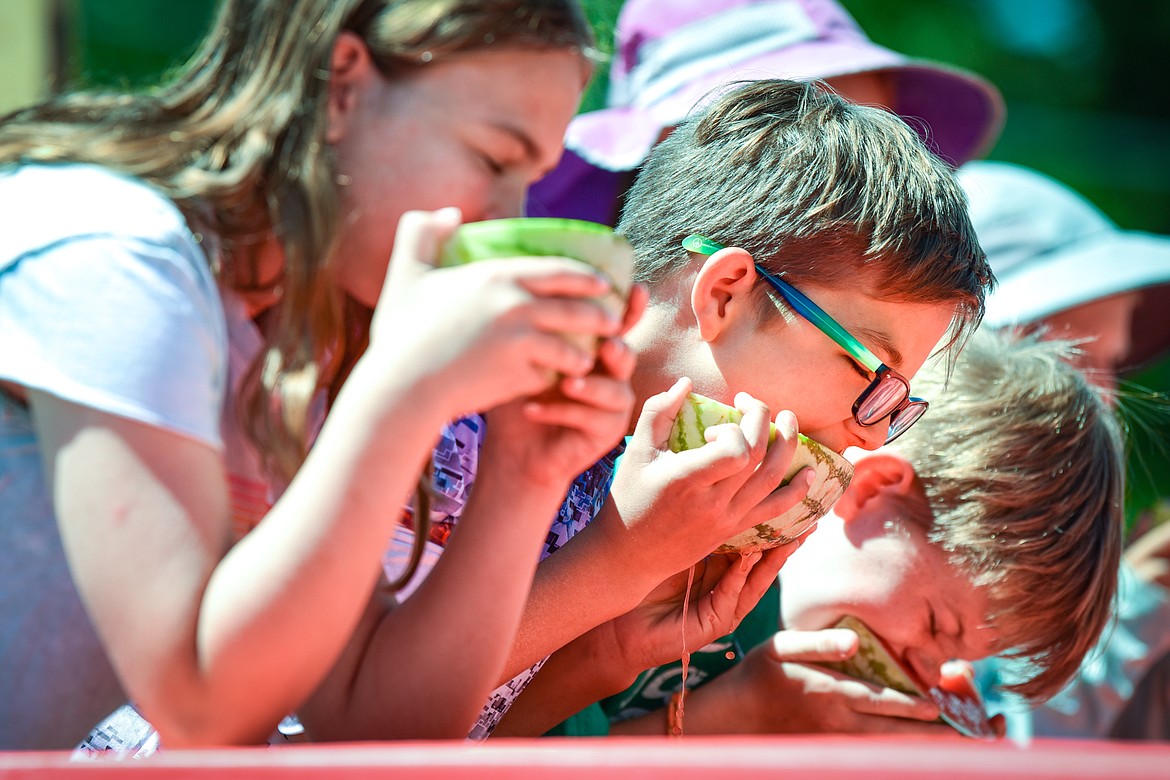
[0,230,228,448]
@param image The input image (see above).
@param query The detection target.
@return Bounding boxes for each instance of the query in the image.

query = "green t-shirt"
[545,580,781,736]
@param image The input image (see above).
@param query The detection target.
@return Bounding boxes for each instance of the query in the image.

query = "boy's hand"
[682,629,949,734]
[600,377,814,588]
[592,545,799,675]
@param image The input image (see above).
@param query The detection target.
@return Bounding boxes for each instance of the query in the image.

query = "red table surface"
[2,735,1169,779]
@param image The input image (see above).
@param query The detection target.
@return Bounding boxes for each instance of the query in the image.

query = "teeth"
[669,392,854,553]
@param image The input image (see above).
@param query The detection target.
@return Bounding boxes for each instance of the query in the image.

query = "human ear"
[326,31,376,144]
[832,451,918,520]
[690,246,760,343]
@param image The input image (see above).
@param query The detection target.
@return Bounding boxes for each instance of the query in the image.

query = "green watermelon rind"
[824,616,995,739]
[438,217,634,303]
[668,392,854,553]
[822,615,922,696]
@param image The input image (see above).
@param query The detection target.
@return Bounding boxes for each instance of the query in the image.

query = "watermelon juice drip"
[672,563,698,737]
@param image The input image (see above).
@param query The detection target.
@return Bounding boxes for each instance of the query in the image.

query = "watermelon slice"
[438,217,634,329]
[668,392,854,553]
[823,615,996,739]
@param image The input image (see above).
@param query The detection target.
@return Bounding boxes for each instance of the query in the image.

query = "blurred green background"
[56,0,1170,234]
[26,0,1170,529]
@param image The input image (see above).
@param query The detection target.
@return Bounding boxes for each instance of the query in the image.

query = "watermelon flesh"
[824,615,997,739]
[668,392,854,554]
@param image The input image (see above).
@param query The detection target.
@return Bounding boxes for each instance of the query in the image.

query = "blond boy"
[534,328,1124,736]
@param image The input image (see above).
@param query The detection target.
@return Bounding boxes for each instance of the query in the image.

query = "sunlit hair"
[0,0,594,481]
[617,78,992,367]
[891,327,1125,702]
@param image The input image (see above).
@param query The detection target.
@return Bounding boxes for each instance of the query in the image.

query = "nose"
[486,180,527,221]
[850,418,890,452]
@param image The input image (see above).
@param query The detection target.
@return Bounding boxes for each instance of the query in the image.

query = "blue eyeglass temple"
[680,234,884,374]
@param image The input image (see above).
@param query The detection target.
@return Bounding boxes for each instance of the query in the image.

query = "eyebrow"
[853,326,903,370]
[487,121,541,167]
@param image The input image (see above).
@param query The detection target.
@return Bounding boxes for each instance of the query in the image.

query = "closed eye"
[478,152,505,175]
[844,356,871,381]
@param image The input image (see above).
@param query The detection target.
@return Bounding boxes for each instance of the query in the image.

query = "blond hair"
[892,328,1125,702]
[617,78,992,364]
[0,0,594,481]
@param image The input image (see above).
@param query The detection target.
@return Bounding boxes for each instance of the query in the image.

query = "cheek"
[725,332,854,423]
[780,362,867,438]
[781,546,900,629]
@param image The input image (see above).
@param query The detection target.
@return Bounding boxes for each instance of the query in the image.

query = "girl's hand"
[483,279,646,490]
[369,209,626,417]
[598,378,813,590]
[483,331,638,492]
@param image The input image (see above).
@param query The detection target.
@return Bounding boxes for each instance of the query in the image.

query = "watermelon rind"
[438,217,634,305]
[668,392,854,553]
[438,218,634,362]
[823,615,922,696]
[824,616,996,739]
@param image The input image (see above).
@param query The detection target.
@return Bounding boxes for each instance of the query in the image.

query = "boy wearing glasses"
[370,77,990,741]
[530,327,1123,737]
[607,77,988,457]
[470,78,998,737]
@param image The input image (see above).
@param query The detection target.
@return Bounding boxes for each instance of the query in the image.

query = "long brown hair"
[0,0,595,587]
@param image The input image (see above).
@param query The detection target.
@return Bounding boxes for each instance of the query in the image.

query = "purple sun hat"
[529,0,1004,223]
[581,0,1002,169]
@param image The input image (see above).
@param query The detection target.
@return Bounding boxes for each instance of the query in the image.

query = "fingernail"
[776,411,797,438]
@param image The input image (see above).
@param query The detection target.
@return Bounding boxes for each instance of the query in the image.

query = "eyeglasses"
[682,234,928,444]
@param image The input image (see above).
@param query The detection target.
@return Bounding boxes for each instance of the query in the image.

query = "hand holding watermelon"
[370,210,633,418]
[603,379,818,587]
[821,616,998,739]
[667,392,855,553]
[635,627,948,735]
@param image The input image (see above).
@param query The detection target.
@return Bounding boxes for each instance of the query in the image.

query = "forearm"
[300,456,573,740]
[493,623,642,737]
[162,359,455,744]
[499,500,661,681]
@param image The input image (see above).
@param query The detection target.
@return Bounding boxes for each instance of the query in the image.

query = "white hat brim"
[984,230,1170,327]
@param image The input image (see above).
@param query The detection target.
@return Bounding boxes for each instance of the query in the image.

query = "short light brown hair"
[617,78,992,363]
[892,327,1125,702]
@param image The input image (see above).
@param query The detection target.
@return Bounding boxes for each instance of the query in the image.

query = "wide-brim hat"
[567,0,1005,171]
[960,161,1170,369]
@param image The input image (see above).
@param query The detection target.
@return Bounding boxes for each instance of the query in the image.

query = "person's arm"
[298,332,642,740]
[610,629,946,736]
[496,382,815,682]
[494,547,794,737]
[37,209,627,747]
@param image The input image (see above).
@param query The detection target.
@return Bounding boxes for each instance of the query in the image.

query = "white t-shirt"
[0,163,231,748]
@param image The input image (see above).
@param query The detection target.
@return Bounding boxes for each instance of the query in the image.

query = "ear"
[690,246,762,343]
[326,31,376,144]
[833,451,918,521]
